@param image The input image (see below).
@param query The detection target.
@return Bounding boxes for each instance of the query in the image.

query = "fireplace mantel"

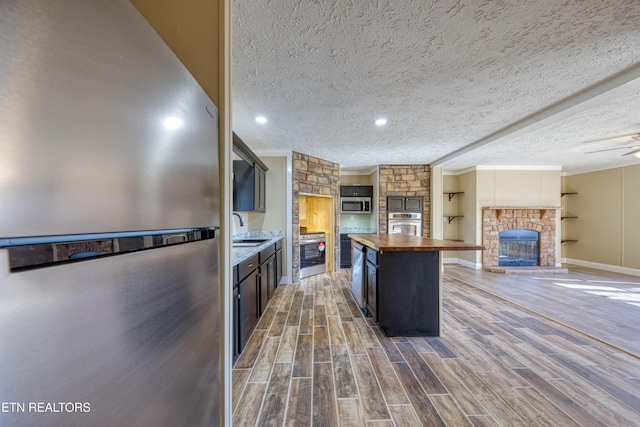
[483,206,561,221]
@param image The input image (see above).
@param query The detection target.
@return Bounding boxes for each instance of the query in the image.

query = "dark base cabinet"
[260,255,275,311]
[376,251,440,336]
[340,234,352,268]
[232,286,239,362]
[233,237,284,361]
[238,269,259,351]
[275,245,283,285]
[259,243,276,314]
[365,260,377,321]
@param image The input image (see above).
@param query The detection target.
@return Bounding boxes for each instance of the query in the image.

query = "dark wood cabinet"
[260,255,275,312]
[365,248,378,321]
[232,285,239,362]
[233,238,283,362]
[340,234,352,268]
[376,251,440,336]
[259,243,276,313]
[275,239,283,287]
[340,185,373,197]
[387,196,403,211]
[238,268,259,352]
[255,165,266,211]
[233,160,266,212]
[232,133,268,212]
[405,197,422,211]
[233,265,239,362]
[387,196,422,212]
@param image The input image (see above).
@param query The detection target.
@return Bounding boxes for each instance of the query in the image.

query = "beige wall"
[448,169,561,267]
[131,0,226,107]
[476,170,561,207]
[459,171,479,263]
[442,174,460,259]
[623,165,640,268]
[562,164,640,270]
[247,157,287,232]
[445,171,481,265]
[478,170,561,266]
[443,175,461,240]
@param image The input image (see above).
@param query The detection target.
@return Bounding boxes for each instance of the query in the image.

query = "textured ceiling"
[232,0,640,174]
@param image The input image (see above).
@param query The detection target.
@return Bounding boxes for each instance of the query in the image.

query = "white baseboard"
[443,257,482,270]
[562,258,640,277]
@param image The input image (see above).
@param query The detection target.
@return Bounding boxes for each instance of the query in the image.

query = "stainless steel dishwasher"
[351,240,365,309]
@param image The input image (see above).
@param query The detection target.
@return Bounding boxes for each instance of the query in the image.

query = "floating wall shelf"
[444,215,464,224]
[444,191,464,201]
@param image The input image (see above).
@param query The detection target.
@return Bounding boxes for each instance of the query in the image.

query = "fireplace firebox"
[498,229,539,266]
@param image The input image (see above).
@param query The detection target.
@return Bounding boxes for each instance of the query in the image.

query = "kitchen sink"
[232,239,269,247]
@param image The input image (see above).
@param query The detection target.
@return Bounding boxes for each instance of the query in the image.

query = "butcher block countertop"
[348,233,484,252]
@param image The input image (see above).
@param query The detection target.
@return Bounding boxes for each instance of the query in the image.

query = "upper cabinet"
[340,185,373,197]
[233,133,268,212]
[387,196,422,212]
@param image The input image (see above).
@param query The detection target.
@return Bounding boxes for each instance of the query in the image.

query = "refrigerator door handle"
[0,228,218,272]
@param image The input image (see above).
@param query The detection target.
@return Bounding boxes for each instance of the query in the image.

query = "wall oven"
[300,232,326,278]
[388,212,422,236]
[341,197,371,214]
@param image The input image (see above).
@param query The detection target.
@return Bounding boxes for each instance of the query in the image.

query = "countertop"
[348,233,484,252]
[232,230,284,266]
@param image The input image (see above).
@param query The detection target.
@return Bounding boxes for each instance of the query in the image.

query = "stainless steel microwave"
[341,197,371,214]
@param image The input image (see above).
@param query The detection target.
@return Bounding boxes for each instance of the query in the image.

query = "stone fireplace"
[498,229,539,266]
[482,208,557,268]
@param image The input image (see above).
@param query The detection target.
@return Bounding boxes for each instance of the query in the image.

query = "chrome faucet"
[232,212,244,227]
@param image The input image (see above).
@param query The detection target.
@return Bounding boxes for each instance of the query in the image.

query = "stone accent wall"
[482,208,557,267]
[378,165,431,236]
[292,152,340,283]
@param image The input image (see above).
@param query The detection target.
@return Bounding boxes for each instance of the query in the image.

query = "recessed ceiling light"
[163,116,183,130]
[375,118,387,126]
[255,116,268,124]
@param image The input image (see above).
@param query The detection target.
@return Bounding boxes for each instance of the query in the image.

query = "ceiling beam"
[432,64,640,167]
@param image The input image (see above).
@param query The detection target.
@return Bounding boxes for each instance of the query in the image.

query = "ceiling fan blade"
[581,133,640,145]
[622,147,640,156]
[584,146,637,154]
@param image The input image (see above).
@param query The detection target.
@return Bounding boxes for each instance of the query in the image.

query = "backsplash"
[232,230,284,241]
[340,226,377,234]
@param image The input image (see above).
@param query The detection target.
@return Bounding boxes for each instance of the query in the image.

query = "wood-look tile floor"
[445,264,640,357]
[232,269,640,426]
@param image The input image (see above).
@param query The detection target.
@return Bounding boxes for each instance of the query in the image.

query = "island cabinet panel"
[377,251,440,336]
[365,248,378,321]
[347,233,482,337]
[340,234,352,268]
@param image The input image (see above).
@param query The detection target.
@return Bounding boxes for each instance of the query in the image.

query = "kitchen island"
[347,233,483,337]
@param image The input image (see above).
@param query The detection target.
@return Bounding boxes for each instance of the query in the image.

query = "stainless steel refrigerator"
[0,1,221,426]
